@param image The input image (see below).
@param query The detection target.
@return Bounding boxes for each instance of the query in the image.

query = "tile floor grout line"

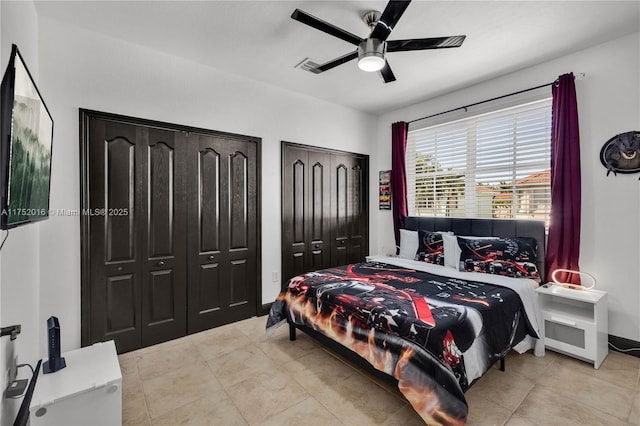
[202,338,252,426]
[137,371,153,426]
[500,383,535,426]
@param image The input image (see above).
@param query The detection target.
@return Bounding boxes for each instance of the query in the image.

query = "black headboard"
[404,216,547,282]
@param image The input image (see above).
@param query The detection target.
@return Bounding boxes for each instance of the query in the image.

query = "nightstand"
[30,340,122,425]
[535,284,608,368]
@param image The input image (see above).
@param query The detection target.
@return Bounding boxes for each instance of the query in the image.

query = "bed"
[266,217,546,425]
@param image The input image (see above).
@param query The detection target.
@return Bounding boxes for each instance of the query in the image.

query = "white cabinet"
[30,340,122,425]
[536,284,608,369]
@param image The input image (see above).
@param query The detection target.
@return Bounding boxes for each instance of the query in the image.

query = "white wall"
[0,1,41,423]
[36,18,377,354]
[372,32,640,341]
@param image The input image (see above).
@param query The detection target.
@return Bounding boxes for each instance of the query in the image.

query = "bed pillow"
[442,233,460,269]
[398,229,419,259]
[414,230,446,266]
[456,236,540,281]
[447,235,498,270]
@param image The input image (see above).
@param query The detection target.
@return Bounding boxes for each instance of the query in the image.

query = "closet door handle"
[208,255,215,261]
[157,261,165,266]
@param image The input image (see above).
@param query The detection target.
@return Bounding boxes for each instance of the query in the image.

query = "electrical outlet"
[272,271,279,283]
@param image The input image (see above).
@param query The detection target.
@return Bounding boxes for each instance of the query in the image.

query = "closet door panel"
[148,140,175,257]
[198,262,221,313]
[282,147,309,282]
[331,156,350,266]
[308,151,331,271]
[105,274,136,335]
[87,119,142,353]
[348,158,368,264]
[227,144,255,311]
[198,147,221,253]
[282,146,331,279]
[188,135,227,332]
[105,137,136,262]
[230,259,248,305]
[147,270,176,323]
[141,128,187,347]
[188,135,257,333]
[225,139,257,315]
[229,151,248,249]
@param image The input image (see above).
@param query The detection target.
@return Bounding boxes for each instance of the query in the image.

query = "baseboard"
[608,335,640,358]
[258,302,272,316]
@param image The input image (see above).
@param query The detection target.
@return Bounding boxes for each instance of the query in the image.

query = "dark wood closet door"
[87,119,142,352]
[308,150,332,271]
[140,128,188,347]
[86,120,187,352]
[282,145,331,283]
[187,134,258,334]
[282,142,368,283]
[82,110,261,353]
[331,153,369,266]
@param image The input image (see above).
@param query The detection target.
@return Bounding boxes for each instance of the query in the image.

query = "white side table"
[535,284,608,369]
[30,340,122,425]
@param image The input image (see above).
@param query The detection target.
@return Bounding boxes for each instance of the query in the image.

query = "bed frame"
[286,216,546,385]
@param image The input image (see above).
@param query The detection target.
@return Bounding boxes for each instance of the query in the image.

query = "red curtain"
[391,121,408,248]
[546,73,581,284]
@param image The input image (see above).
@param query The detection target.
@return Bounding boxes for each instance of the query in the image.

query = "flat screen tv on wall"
[0,44,53,230]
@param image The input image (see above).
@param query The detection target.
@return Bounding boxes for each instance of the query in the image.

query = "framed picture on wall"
[379,170,391,210]
[0,44,54,229]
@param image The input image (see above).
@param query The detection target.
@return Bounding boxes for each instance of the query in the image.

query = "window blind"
[406,98,552,224]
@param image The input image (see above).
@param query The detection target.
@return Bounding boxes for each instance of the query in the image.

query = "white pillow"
[398,229,419,259]
[442,233,460,269]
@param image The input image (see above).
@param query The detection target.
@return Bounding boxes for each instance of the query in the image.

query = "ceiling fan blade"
[291,9,363,46]
[387,35,466,52]
[379,61,396,83]
[369,0,412,42]
[310,51,359,74]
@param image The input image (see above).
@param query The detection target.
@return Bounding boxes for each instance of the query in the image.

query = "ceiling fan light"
[358,55,385,72]
[358,39,386,72]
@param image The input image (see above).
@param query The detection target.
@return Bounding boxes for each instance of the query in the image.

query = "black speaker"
[43,316,65,374]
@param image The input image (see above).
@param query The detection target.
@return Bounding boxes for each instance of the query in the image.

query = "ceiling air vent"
[295,57,321,74]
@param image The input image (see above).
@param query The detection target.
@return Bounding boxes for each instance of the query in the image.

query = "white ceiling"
[34,1,640,116]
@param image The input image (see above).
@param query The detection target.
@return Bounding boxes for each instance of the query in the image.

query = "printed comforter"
[266,258,541,425]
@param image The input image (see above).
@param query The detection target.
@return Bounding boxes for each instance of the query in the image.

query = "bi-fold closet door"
[80,110,258,353]
[281,142,369,284]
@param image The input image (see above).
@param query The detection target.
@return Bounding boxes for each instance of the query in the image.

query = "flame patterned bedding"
[266,259,540,425]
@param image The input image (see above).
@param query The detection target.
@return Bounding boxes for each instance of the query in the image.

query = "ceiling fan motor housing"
[358,38,386,72]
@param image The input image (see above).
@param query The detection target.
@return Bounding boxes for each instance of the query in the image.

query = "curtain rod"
[407,80,557,125]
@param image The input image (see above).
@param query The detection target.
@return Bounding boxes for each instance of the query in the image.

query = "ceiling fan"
[291,0,466,83]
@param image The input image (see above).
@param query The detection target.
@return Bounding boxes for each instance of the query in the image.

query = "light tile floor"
[119,315,640,425]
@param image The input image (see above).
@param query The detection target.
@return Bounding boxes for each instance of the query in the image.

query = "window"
[406,98,552,224]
